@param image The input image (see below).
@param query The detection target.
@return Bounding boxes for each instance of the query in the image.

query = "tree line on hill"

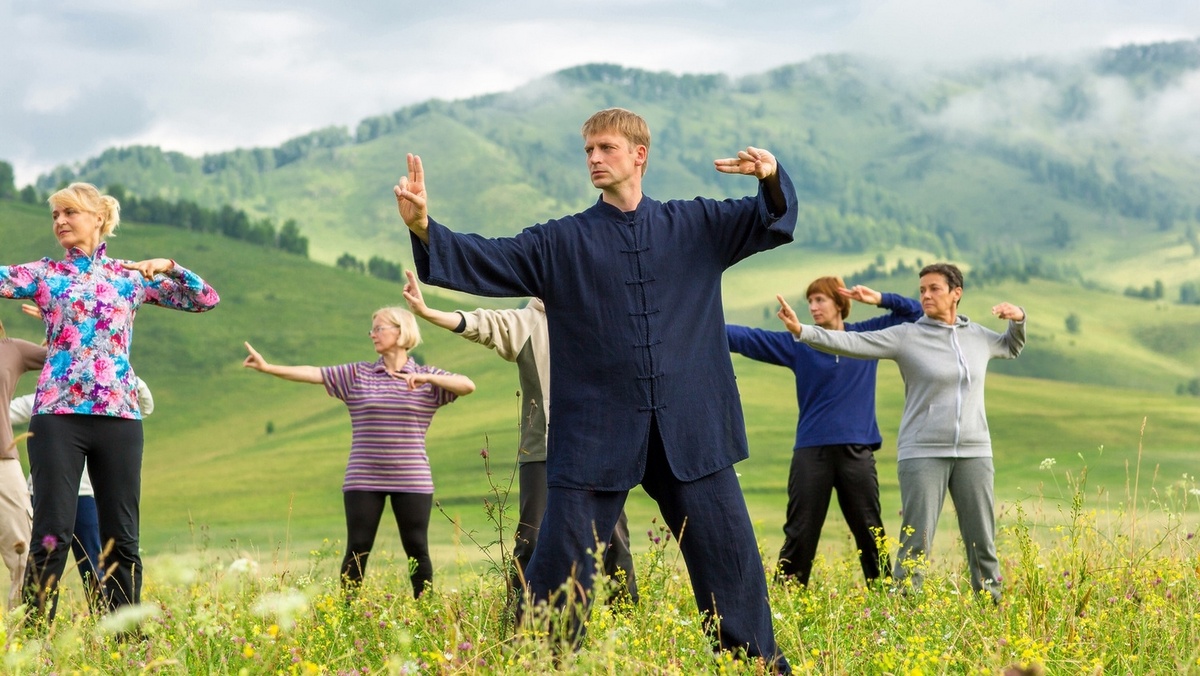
[1,160,308,257]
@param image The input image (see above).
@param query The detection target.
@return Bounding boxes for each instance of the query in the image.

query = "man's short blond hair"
[581,108,651,175]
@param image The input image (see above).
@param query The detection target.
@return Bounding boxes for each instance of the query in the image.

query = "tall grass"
[3,426,1197,674]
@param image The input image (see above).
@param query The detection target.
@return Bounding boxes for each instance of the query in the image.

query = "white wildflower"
[99,603,161,634]
[252,588,309,630]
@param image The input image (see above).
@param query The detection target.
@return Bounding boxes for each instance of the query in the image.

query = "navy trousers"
[514,460,638,603]
[72,494,103,609]
[523,422,789,673]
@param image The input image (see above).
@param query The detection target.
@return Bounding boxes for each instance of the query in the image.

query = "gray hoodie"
[796,313,1025,460]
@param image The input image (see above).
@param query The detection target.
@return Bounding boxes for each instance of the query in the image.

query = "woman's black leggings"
[341,491,433,598]
[25,414,143,622]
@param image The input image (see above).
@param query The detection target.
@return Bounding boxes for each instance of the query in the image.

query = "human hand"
[713,147,778,180]
[20,304,42,320]
[122,258,175,280]
[394,153,429,241]
[242,342,270,372]
[396,371,429,390]
[775,294,803,337]
[991,303,1025,322]
[402,270,427,315]
[839,284,883,306]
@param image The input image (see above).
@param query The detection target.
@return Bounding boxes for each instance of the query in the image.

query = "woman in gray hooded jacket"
[775,263,1025,602]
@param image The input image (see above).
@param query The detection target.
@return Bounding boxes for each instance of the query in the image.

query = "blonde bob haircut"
[373,306,422,350]
[581,108,651,175]
[49,183,121,239]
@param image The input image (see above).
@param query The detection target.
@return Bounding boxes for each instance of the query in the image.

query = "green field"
[2,199,1198,589]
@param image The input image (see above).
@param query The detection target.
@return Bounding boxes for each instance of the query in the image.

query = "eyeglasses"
[369,325,398,335]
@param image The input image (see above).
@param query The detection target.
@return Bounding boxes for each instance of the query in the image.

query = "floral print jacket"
[0,243,219,419]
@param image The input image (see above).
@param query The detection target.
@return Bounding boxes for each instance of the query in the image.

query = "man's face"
[584,132,645,191]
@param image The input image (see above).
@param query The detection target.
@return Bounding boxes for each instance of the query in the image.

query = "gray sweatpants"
[894,457,1001,601]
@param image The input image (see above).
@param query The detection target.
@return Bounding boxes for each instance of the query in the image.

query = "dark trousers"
[777,444,887,586]
[515,461,637,602]
[25,414,143,622]
[522,422,788,673]
[73,495,103,609]
[341,491,433,598]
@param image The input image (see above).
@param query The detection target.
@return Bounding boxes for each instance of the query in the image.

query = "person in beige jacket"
[0,319,46,608]
[402,271,637,602]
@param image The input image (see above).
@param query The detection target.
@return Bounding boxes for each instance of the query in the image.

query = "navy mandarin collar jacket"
[413,168,798,490]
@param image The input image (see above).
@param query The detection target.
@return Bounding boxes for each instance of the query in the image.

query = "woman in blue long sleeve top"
[728,277,920,586]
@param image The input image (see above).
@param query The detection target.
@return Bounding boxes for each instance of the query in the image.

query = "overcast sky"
[2,0,1198,185]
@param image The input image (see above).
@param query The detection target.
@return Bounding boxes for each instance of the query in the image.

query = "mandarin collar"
[593,193,651,220]
[64,242,108,263]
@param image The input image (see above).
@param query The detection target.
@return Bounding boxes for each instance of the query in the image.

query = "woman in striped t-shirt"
[242,306,475,597]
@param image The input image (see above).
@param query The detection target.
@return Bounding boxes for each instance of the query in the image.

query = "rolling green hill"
[31,42,1200,301]
[4,198,1197,578]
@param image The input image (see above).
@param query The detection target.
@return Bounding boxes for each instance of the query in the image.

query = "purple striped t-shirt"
[321,357,459,493]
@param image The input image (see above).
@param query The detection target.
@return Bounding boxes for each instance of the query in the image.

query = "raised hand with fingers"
[991,303,1025,322]
[776,294,804,337]
[402,270,427,315]
[394,153,430,242]
[122,258,175,280]
[20,303,42,320]
[242,342,270,372]
[713,147,778,180]
[838,284,883,306]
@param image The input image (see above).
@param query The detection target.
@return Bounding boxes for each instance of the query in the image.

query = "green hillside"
[4,200,1197,580]
[32,43,1200,300]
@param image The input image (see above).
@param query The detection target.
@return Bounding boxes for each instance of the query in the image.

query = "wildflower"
[99,603,161,635]
[480,447,489,459]
[253,589,309,630]
[228,557,259,576]
[41,534,57,551]
[1039,458,1056,470]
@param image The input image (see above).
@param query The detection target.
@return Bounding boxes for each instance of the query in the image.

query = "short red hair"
[805,276,851,320]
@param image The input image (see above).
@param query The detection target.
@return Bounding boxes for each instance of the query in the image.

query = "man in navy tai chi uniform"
[395,108,796,673]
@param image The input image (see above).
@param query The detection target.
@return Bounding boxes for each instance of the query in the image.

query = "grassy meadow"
[3,198,1200,672]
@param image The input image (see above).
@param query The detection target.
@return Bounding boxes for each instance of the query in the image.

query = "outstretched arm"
[394,153,429,244]
[242,342,324,384]
[713,146,785,214]
[403,270,464,332]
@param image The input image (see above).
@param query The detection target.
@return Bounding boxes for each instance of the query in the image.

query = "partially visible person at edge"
[241,307,475,599]
[12,363,155,611]
[402,270,638,603]
[775,263,1025,602]
[727,277,921,587]
[0,182,219,623]
[0,318,43,609]
[395,107,795,673]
